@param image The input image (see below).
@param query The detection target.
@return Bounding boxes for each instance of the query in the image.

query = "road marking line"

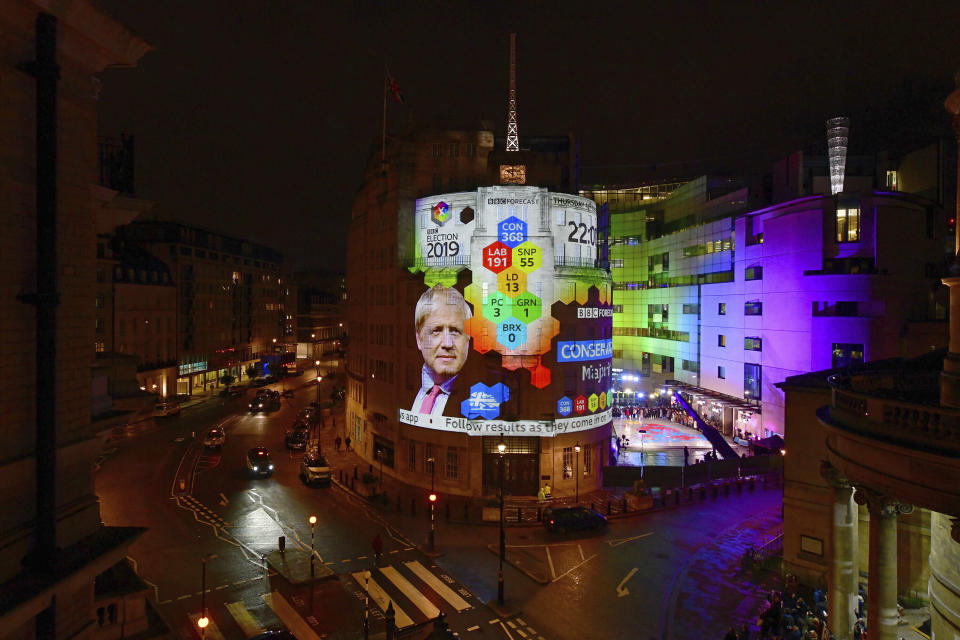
[499,621,516,640]
[606,532,654,548]
[350,572,415,628]
[219,492,228,504]
[177,595,190,601]
[578,544,585,561]
[264,591,323,639]
[357,555,368,560]
[188,613,224,640]
[215,584,228,590]
[617,567,639,598]
[403,561,470,612]
[379,566,440,619]
[467,625,480,631]
[226,601,264,637]
[551,553,598,583]
[489,618,500,624]
[517,618,526,625]
[516,629,528,638]
[508,620,517,628]
[545,545,556,581]
[389,549,399,554]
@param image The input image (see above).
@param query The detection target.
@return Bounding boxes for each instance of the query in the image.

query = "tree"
[267,361,281,379]
[245,365,257,381]
[220,374,236,389]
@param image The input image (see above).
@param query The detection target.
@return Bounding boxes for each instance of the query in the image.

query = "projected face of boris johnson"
[415,285,471,384]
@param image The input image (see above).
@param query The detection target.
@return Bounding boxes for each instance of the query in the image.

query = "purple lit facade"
[605,180,948,439]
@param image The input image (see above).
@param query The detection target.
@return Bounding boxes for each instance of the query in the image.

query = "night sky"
[97,1,960,272]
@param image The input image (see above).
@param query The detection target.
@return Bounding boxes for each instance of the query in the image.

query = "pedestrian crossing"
[350,559,475,629]
[179,560,476,638]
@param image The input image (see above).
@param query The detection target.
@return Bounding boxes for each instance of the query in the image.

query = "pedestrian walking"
[335,435,342,452]
[372,533,383,563]
[345,435,352,451]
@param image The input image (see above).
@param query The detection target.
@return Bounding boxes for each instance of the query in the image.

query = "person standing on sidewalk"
[345,435,352,451]
[335,435,342,452]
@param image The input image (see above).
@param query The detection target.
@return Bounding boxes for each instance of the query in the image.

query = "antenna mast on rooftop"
[506,33,519,152]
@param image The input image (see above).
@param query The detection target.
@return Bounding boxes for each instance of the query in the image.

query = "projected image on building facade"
[399,186,613,438]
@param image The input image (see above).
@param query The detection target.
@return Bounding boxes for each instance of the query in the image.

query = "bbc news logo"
[577,307,613,318]
[556,339,613,363]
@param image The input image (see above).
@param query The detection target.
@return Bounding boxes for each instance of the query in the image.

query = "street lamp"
[574,442,581,504]
[426,456,438,550]
[309,515,317,578]
[497,435,506,606]
[199,553,218,637]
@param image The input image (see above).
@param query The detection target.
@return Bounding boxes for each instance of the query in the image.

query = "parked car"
[154,400,181,417]
[250,377,268,387]
[246,447,274,477]
[281,389,295,398]
[203,427,226,449]
[542,506,608,534]
[249,393,279,413]
[220,387,243,398]
[299,452,332,486]
[284,427,309,451]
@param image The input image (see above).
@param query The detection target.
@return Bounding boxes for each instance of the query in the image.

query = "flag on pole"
[387,72,404,104]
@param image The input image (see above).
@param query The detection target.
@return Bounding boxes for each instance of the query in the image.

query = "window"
[832,343,864,369]
[432,143,442,158]
[745,336,762,351]
[96,243,105,259]
[95,317,104,333]
[424,444,435,475]
[745,301,763,316]
[718,366,725,379]
[745,266,763,281]
[718,303,726,315]
[96,268,104,283]
[583,444,593,475]
[95,294,105,309]
[885,170,898,191]
[448,142,459,158]
[95,339,105,353]
[835,301,858,317]
[682,304,700,314]
[445,448,458,480]
[464,142,475,157]
[718,334,726,347]
[562,447,574,479]
[836,206,860,242]
[744,363,761,400]
[408,440,416,471]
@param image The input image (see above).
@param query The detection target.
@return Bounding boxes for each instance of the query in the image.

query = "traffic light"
[428,493,437,503]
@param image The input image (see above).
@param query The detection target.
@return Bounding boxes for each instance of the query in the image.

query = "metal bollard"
[537,507,542,521]
[724,482,730,496]
[737,480,743,493]
[711,484,718,499]
[354,465,358,480]
[762,475,768,490]
[517,507,521,522]
[339,469,343,483]
[621,497,627,513]
[675,489,680,505]
[590,502,594,512]
[607,500,612,515]
[749,477,755,491]
[688,487,694,501]
[278,535,286,552]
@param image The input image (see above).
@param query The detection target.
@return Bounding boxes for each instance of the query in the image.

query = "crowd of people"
[738,587,830,639]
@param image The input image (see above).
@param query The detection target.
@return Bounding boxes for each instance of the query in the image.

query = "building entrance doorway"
[482,436,540,496]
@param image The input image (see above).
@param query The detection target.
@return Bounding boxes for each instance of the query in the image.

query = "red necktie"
[421,385,442,413]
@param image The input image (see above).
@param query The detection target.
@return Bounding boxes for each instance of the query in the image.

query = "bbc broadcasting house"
[346,129,612,499]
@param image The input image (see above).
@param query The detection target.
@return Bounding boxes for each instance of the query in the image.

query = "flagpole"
[381,66,388,165]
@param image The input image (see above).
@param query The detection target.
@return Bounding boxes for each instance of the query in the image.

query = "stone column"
[854,488,912,640]
[821,462,857,640]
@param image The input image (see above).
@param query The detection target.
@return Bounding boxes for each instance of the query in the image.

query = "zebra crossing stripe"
[263,591,323,640]
[403,561,471,612]
[350,572,415,628]
[226,601,264,637]
[379,566,440,620]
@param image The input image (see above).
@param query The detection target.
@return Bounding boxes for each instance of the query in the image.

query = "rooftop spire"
[506,33,519,152]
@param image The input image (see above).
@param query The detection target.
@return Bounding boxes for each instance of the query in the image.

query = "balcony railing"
[827,372,960,455]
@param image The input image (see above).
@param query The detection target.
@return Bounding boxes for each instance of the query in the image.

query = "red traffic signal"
[428,493,437,503]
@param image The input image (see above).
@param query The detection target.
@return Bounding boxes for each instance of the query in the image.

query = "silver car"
[299,452,331,486]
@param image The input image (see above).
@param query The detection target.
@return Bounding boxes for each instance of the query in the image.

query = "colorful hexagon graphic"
[461,382,510,419]
[511,292,542,324]
[573,395,587,415]
[514,241,542,273]
[588,393,599,412]
[599,391,607,410]
[497,320,527,349]
[557,396,573,417]
[431,201,451,226]
[497,266,526,298]
[497,216,527,248]
[482,241,512,273]
[482,291,512,323]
